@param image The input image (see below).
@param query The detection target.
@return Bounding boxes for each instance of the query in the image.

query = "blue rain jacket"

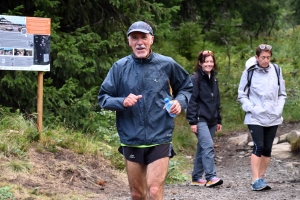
[98,52,193,145]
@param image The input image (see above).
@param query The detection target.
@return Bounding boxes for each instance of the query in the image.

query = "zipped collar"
[198,68,216,77]
[131,50,154,64]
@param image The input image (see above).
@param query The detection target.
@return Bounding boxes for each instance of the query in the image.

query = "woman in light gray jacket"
[238,44,287,191]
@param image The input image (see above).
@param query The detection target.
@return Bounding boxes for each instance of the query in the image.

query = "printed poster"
[0,15,51,71]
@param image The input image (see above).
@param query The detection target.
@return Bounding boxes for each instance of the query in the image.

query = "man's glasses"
[202,50,213,55]
[259,44,272,50]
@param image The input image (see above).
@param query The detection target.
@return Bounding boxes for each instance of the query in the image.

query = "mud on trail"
[1,122,299,200]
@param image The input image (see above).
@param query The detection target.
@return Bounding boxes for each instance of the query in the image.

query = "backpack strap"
[244,63,281,97]
[243,65,256,96]
[272,63,281,86]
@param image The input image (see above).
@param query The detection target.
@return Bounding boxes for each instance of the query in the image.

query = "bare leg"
[146,157,169,200]
[259,156,271,178]
[126,159,147,200]
[251,154,261,181]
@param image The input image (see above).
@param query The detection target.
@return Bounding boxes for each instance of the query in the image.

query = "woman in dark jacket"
[186,50,223,187]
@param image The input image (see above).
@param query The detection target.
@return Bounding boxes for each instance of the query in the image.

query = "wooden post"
[37,71,44,132]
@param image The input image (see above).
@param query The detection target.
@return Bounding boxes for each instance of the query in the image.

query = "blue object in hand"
[164,98,177,118]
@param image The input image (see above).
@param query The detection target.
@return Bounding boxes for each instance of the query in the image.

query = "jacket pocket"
[252,105,265,115]
[251,105,266,122]
[270,104,283,119]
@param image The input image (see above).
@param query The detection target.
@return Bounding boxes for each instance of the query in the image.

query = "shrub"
[0,186,15,200]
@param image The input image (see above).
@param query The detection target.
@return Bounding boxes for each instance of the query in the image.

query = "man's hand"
[169,100,181,115]
[123,93,142,107]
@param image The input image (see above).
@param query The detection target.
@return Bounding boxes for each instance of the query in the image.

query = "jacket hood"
[246,56,272,72]
[245,56,257,69]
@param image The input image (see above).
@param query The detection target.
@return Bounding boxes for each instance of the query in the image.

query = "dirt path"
[2,122,299,199]
[113,122,300,200]
[162,156,300,200]
[160,122,300,200]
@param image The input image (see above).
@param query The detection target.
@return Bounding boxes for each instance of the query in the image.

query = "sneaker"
[191,179,207,186]
[252,178,267,191]
[206,177,223,187]
[249,178,271,189]
[261,179,272,190]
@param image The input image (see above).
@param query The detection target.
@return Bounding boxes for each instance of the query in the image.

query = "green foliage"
[289,0,300,25]
[1,0,300,134]
[40,128,104,155]
[165,160,188,184]
[0,186,15,200]
[172,113,197,154]
[0,0,185,132]
[105,147,125,170]
[0,108,38,158]
[0,71,38,112]
[172,22,203,60]
[30,187,40,195]
[169,114,203,185]
[5,160,31,172]
[0,107,118,160]
[0,1,300,187]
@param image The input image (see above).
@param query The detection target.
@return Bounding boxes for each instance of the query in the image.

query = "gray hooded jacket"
[238,60,287,126]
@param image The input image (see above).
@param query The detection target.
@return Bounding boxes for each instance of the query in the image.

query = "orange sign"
[26,17,51,35]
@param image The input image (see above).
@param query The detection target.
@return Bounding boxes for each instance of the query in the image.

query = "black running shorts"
[118,143,176,165]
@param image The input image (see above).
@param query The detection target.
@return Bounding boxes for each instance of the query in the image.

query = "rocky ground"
[1,122,299,200]
[116,122,300,200]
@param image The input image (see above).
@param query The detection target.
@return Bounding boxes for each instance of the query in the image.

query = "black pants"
[248,125,278,157]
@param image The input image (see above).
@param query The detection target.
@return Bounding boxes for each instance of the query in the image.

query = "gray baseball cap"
[127,21,153,36]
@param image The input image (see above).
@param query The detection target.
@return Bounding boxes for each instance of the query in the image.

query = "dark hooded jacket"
[186,69,221,126]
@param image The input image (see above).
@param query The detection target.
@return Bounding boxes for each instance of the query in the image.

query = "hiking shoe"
[264,185,272,190]
[191,179,207,186]
[252,178,267,191]
[206,177,223,187]
[261,179,272,190]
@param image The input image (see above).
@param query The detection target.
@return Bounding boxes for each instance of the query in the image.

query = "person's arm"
[237,70,254,112]
[168,62,193,110]
[216,79,222,125]
[98,63,128,111]
[277,66,287,107]
[186,75,199,125]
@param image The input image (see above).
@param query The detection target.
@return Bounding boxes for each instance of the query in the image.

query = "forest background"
[1,0,300,132]
[1,0,300,197]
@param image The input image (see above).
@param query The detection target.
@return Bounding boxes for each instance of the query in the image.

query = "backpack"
[243,63,281,97]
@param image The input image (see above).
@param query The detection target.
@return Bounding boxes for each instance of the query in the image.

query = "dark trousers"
[248,125,278,157]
